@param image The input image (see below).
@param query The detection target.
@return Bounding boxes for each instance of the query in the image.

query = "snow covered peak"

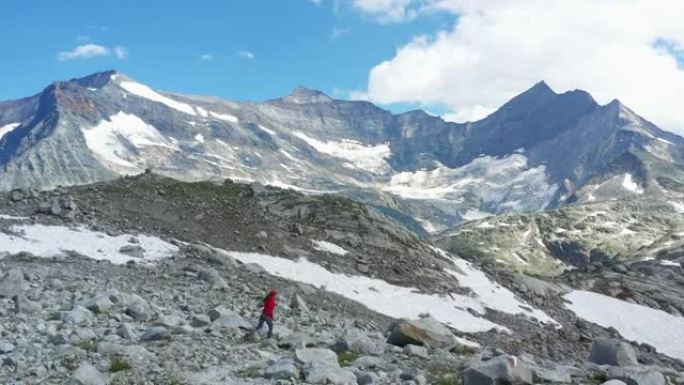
[282,86,333,104]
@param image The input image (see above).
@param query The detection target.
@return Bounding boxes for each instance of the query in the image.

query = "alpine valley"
[0,71,683,385]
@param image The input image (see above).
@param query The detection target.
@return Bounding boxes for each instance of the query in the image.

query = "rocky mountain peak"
[281,86,333,104]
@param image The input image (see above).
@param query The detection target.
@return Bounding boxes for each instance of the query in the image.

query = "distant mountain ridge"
[2,70,684,232]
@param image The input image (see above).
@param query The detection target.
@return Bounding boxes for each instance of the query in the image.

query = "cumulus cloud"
[352,0,419,22]
[57,43,128,61]
[238,50,255,59]
[57,44,110,60]
[200,53,214,61]
[357,0,684,133]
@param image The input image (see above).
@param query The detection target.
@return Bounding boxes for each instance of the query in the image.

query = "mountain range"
[2,70,684,233]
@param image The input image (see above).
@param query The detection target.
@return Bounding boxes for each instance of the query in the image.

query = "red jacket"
[262,290,277,319]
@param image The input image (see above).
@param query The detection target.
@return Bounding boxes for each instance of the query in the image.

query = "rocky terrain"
[0,175,683,384]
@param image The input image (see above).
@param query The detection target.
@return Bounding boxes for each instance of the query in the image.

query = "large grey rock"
[67,363,108,385]
[386,317,460,349]
[82,294,113,314]
[198,268,228,290]
[334,329,380,355]
[62,306,94,325]
[304,361,357,385]
[0,268,28,298]
[532,366,572,383]
[0,341,16,354]
[140,326,171,342]
[290,292,310,314]
[264,360,299,380]
[96,342,154,361]
[607,368,666,385]
[589,338,639,367]
[279,332,315,349]
[462,355,533,385]
[123,294,153,322]
[210,309,250,330]
[295,348,339,367]
[404,344,429,358]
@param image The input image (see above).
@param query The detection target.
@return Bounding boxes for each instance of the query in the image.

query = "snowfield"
[382,155,557,210]
[564,290,684,361]
[293,132,391,173]
[114,76,197,116]
[82,112,178,172]
[226,247,558,336]
[0,224,178,264]
[0,122,20,141]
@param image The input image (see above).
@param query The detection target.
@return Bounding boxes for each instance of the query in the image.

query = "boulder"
[96,342,154,361]
[607,367,666,385]
[304,361,357,385]
[62,306,94,325]
[333,329,379,355]
[404,344,429,358]
[290,292,310,314]
[532,366,572,383]
[210,309,250,330]
[386,317,459,349]
[123,295,153,322]
[82,295,113,314]
[462,355,533,385]
[589,338,638,367]
[191,314,211,327]
[264,360,299,380]
[295,347,339,367]
[67,363,108,385]
[139,326,171,342]
[0,268,28,298]
[116,323,136,340]
[279,332,315,349]
[13,295,42,314]
[0,341,16,354]
[119,245,145,259]
[198,268,228,290]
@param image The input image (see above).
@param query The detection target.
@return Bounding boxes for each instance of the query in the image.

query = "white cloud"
[352,0,420,22]
[238,50,255,59]
[200,53,214,61]
[358,0,684,133]
[113,46,128,59]
[57,43,128,61]
[332,26,351,39]
[310,0,323,4]
[58,44,110,60]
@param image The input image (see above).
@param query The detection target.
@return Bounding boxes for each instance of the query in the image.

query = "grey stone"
[532,366,572,383]
[198,268,228,290]
[264,360,298,379]
[290,292,310,314]
[334,329,379,355]
[404,344,429,358]
[589,338,639,367]
[210,309,250,330]
[139,326,171,342]
[62,306,94,325]
[304,361,357,385]
[0,342,16,354]
[462,355,533,385]
[357,372,378,385]
[295,347,339,367]
[124,295,153,322]
[119,245,145,259]
[116,323,136,340]
[607,367,666,385]
[0,268,28,299]
[387,317,460,349]
[67,363,108,385]
[191,314,211,327]
[82,295,113,314]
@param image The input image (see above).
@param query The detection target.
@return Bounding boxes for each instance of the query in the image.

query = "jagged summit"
[281,85,333,104]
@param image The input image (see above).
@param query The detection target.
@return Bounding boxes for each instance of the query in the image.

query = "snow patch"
[227,251,506,334]
[293,132,390,173]
[210,111,239,123]
[564,290,684,361]
[258,125,276,136]
[622,173,643,194]
[383,155,557,210]
[116,79,197,116]
[0,224,178,265]
[0,123,20,141]
[312,240,348,256]
[194,134,205,144]
[0,214,27,220]
[82,112,177,171]
[669,201,684,214]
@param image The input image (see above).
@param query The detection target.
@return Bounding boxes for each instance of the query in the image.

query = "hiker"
[254,290,277,338]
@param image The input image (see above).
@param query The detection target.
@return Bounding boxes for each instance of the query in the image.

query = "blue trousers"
[255,314,273,338]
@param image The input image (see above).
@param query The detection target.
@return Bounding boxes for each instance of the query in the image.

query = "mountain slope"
[2,70,684,232]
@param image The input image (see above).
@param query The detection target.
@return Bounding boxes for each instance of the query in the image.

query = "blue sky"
[2,1,683,132]
[0,0,449,105]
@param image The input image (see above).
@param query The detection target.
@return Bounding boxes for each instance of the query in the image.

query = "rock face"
[589,338,639,367]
